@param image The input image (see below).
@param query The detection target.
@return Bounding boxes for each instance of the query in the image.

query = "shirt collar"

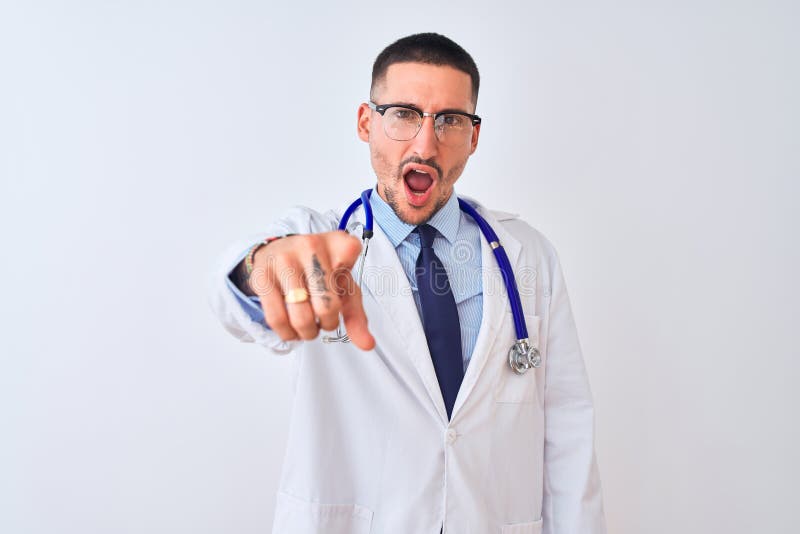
[369,186,461,247]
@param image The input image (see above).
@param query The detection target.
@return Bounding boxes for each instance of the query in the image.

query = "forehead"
[375,62,474,111]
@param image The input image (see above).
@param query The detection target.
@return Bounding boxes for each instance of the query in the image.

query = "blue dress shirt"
[226,188,484,370]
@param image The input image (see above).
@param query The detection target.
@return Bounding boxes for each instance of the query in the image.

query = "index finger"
[332,267,375,351]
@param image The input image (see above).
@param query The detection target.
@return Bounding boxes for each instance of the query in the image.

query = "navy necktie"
[415,224,464,419]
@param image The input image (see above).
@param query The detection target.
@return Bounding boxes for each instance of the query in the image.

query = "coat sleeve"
[206,206,339,354]
[541,240,607,534]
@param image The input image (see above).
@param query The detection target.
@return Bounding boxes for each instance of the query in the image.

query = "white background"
[1,1,798,533]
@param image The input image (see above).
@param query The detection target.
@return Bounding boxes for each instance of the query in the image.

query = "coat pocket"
[501,518,543,534]
[494,314,543,404]
[272,491,373,534]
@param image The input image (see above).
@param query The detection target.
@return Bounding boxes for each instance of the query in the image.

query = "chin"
[398,209,432,226]
[397,198,443,226]
[381,180,447,226]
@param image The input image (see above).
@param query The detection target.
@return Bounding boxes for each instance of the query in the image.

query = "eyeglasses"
[368,101,481,146]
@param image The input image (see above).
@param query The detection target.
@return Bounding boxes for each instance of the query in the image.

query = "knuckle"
[265,311,289,331]
[340,235,362,256]
[296,324,320,340]
[298,233,321,250]
[277,329,298,341]
[269,318,295,339]
[270,257,294,282]
[313,303,340,326]
[348,234,363,250]
[272,251,294,270]
[318,316,340,331]
[278,271,302,290]
[289,311,318,339]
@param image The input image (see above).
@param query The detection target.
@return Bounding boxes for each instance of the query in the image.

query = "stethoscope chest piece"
[508,338,542,375]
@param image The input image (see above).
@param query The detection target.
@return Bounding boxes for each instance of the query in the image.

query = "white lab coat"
[209,196,606,534]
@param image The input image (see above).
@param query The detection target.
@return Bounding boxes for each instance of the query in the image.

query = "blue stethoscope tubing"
[335,189,541,374]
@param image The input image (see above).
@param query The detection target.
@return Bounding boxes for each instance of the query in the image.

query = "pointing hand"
[247,231,376,351]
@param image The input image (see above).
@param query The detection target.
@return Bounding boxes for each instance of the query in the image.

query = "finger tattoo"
[310,254,333,308]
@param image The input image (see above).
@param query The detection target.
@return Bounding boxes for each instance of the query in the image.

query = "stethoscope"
[323,189,541,375]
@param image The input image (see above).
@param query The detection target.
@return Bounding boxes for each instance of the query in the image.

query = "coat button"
[446,429,458,444]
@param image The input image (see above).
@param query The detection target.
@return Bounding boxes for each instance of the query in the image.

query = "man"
[210,33,606,534]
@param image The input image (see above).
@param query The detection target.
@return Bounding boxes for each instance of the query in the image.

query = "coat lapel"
[451,202,522,419]
[346,207,449,425]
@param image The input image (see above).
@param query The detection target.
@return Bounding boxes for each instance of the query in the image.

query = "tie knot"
[416,224,438,249]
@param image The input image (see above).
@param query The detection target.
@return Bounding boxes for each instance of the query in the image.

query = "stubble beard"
[375,155,468,226]
[382,180,449,226]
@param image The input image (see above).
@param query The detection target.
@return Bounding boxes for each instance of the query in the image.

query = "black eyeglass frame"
[368,101,482,127]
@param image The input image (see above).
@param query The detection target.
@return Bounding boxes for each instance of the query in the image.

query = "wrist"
[244,234,297,276]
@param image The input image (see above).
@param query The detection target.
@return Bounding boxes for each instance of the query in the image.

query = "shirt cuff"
[226,246,267,326]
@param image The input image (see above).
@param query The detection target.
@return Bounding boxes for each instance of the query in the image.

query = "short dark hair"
[371,33,480,107]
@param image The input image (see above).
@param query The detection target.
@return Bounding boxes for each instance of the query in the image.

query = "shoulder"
[268,205,341,235]
[460,195,560,261]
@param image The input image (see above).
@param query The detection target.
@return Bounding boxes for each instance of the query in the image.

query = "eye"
[388,108,417,121]
[440,114,466,128]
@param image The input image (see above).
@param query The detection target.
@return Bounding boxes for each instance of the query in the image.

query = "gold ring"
[284,287,310,304]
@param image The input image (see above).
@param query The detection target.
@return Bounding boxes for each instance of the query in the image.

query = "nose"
[409,116,439,160]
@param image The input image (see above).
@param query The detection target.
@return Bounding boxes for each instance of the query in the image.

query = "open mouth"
[405,169,433,193]
[402,165,437,207]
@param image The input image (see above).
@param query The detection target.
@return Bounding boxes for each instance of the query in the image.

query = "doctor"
[210,33,606,534]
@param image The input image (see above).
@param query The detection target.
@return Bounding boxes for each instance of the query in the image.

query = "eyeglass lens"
[382,107,473,145]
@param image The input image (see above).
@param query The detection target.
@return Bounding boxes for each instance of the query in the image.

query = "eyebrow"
[386,102,472,115]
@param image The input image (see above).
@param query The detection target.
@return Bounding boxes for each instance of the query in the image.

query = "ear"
[357,103,372,143]
[469,122,481,154]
